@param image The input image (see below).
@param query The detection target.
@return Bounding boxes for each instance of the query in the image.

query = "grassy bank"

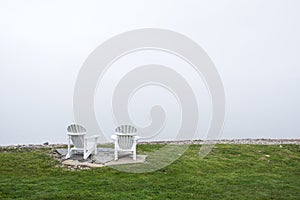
[0,144,299,199]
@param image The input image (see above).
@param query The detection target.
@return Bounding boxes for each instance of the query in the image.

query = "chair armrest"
[67,132,86,136]
[85,135,100,140]
[134,136,141,141]
[111,135,117,140]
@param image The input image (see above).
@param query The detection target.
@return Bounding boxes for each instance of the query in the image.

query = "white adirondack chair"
[65,124,100,160]
[111,125,140,161]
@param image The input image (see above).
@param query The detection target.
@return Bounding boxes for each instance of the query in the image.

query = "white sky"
[0,0,299,145]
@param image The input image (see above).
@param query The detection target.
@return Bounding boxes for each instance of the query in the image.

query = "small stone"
[258,157,266,161]
[265,155,270,157]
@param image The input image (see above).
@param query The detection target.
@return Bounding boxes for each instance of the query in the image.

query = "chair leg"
[66,151,71,159]
[83,139,87,159]
[133,149,136,161]
[66,136,71,159]
[133,142,137,160]
[114,149,118,161]
[83,151,89,160]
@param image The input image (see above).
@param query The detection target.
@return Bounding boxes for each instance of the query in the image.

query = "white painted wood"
[65,124,100,159]
[111,125,140,161]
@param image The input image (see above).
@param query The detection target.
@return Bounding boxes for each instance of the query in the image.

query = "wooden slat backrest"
[67,124,86,148]
[115,125,137,149]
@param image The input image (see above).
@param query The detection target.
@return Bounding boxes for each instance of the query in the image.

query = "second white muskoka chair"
[65,124,100,160]
[111,125,140,161]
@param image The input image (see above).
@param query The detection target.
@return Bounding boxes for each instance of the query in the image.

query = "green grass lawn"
[0,144,299,199]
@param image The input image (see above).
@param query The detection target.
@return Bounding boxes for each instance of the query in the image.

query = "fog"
[0,0,299,145]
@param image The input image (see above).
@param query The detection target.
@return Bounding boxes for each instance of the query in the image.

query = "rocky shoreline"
[1,138,299,149]
[143,138,300,145]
